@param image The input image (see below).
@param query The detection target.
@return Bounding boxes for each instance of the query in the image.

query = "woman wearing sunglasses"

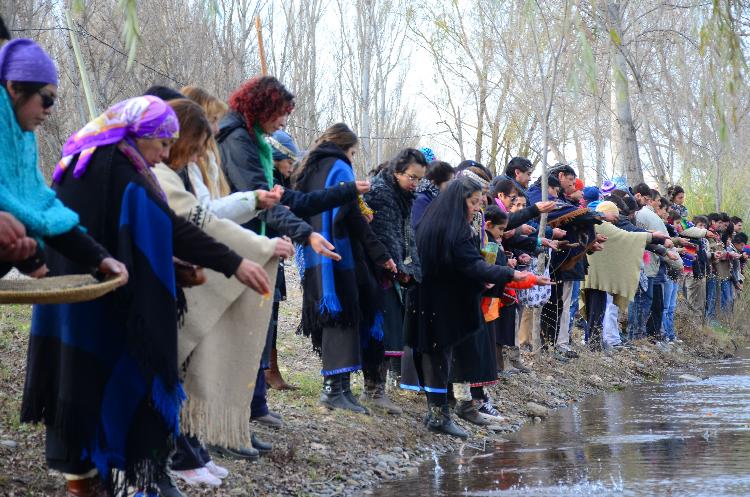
[0,38,128,281]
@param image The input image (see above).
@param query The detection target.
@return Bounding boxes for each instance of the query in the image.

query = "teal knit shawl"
[0,87,78,238]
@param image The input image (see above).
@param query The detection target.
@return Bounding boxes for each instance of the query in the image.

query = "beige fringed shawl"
[154,163,277,448]
[583,221,650,310]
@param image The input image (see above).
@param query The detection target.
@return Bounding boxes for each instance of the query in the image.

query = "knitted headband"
[458,169,489,189]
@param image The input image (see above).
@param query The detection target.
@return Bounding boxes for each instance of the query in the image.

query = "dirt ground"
[0,266,743,496]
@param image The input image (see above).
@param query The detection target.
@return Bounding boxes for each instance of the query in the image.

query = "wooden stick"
[255,15,268,76]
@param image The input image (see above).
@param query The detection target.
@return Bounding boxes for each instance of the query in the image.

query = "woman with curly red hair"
[216,76,370,458]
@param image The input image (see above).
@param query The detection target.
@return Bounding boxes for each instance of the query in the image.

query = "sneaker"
[172,467,222,487]
[477,399,505,422]
[205,461,229,480]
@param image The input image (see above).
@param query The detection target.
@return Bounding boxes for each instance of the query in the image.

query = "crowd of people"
[0,32,747,497]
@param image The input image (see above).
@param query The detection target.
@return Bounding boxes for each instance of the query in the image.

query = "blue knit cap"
[583,186,600,202]
[270,130,299,161]
[420,147,436,163]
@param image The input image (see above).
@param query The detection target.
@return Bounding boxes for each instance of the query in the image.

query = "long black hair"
[416,177,481,268]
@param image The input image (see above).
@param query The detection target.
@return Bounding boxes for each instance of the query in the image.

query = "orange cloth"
[481,274,539,322]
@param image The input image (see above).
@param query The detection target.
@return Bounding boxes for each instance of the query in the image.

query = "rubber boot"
[426,403,469,438]
[361,380,403,415]
[508,346,531,374]
[455,399,492,426]
[319,374,350,411]
[340,372,369,414]
[265,347,298,390]
[497,344,519,375]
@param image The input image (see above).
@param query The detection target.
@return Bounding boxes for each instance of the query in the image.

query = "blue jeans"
[628,276,654,340]
[569,280,581,330]
[662,279,679,340]
[705,277,719,321]
[720,280,734,314]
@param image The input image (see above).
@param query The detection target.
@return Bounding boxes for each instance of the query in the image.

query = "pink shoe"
[171,467,221,487]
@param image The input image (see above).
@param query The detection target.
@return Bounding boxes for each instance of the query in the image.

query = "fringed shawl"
[295,143,360,353]
[22,146,186,491]
[153,163,277,449]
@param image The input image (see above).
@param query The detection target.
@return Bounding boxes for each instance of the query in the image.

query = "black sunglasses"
[38,91,55,109]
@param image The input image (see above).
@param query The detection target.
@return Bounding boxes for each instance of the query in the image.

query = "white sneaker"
[172,467,222,487]
[205,460,229,479]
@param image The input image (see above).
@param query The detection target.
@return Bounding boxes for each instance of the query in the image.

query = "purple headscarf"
[0,39,58,85]
[53,96,179,182]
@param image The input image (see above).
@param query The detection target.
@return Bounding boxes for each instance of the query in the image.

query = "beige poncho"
[154,163,277,448]
[583,221,650,310]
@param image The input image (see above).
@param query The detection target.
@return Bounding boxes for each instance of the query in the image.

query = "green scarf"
[254,123,274,236]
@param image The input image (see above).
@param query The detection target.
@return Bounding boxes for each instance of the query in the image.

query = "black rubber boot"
[426,403,468,438]
[455,399,492,426]
[320,374,366,413]
[340,372,368,414]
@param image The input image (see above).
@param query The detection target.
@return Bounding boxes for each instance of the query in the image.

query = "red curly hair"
[228,76,295,128]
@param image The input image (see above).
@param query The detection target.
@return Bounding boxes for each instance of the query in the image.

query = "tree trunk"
[573,130,585,179]
[607,1,643,185]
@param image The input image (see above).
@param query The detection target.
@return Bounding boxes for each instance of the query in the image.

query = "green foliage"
[608,27,621,46]
[119,0,140,70]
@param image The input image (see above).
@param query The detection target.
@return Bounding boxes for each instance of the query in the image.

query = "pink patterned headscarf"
[53,96,179,183]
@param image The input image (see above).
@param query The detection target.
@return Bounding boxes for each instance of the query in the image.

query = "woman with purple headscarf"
[24,91,273,496]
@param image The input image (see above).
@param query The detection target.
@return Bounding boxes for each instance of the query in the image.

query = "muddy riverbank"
[0,268,742,496]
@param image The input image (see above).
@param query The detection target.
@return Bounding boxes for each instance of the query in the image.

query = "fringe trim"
[179,396,252,450]
[369,312,384,342]
[151,377,186,436]
[319,294,343,316]
[549,207,590,228]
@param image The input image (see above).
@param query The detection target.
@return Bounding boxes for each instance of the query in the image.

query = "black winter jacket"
[407,228,515,351]
[365,170,420,281]
[217,112,358,242]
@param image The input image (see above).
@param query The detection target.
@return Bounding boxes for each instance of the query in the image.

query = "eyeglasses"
[399,173,421,183]
[38,91,56,109]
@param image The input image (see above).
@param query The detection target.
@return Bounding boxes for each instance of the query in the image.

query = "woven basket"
[0,273,126,305]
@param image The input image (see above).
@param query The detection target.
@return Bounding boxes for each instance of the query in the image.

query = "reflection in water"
[369,351,750,497]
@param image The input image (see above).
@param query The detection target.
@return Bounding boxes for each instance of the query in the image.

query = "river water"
[370,348,750,497]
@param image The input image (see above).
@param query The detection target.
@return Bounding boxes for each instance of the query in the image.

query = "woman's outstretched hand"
[273,237,295,258]
[309,232,341,261]
[235,259,271,295]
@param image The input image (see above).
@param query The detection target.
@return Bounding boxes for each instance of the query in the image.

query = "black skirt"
[320,326,362,376]
[381,284,405,356]
[449,324,497,386]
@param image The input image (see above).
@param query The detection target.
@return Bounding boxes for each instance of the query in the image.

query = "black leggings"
[171,435,211,471]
